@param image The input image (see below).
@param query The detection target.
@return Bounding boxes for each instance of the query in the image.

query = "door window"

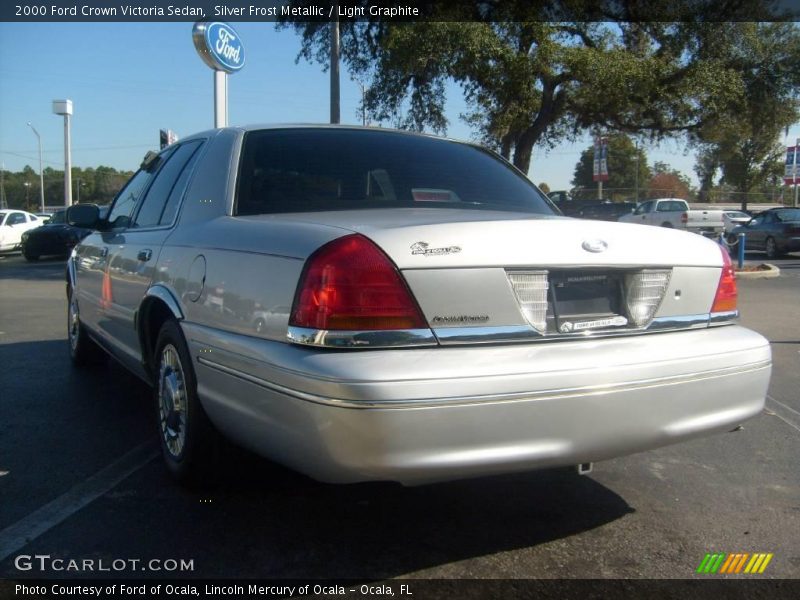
[133,141,203,228]
[7,213,27,225]
[106,169,155,230]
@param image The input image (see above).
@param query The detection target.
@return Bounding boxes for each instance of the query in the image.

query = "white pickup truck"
[619,198,725,236]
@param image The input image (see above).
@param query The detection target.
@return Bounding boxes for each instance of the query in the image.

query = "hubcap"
[68,295,80,352]
[158,344,188,458]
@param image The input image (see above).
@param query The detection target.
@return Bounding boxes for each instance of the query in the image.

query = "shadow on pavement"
[1,339,635,579]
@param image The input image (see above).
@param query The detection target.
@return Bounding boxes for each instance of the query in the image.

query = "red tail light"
[711,245,737,313]
[290,234,427,331]
[680,212,688,224]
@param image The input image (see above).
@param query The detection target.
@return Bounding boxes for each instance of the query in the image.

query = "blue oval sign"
[192,22,245,74]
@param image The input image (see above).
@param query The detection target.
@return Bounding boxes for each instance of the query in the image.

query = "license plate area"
[547,271,627,334]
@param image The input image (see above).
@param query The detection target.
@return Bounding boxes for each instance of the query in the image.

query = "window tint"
[7,213,27,225]
[236,129,553,216]
[159,141,203,226]
[657,200,686,212]
[634,202,651,215]
[133,142,202,228]
[106,169,154,229]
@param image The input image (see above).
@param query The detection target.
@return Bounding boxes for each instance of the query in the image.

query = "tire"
[23,249,39,262]
[67,287,104,366]
[765,237,781,259]
[154,319,217,485]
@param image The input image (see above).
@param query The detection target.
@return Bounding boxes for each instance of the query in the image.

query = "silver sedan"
[66,125,771,485]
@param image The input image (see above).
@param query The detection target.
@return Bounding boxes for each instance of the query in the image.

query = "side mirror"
[67,204,101,229]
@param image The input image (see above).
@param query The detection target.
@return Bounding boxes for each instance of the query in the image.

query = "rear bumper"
[186,323,771,485]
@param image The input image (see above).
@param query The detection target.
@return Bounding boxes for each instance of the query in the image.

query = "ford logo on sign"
[192,22,245,74]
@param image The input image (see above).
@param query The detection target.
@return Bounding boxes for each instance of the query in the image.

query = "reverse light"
[507,271,549,333]
[711,244,737,314]
[625,269,672,327]
[290,234,427,331]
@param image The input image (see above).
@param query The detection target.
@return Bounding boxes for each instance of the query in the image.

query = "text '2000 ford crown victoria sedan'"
[66,126,771,485]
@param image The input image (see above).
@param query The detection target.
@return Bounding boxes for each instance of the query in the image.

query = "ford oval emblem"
[192,22,246,74]
[582,239,608,253]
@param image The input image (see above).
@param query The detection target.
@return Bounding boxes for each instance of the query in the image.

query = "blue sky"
[1,22,798,191]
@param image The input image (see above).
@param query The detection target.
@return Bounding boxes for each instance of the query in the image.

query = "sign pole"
[795,138,799,208]
[193,22,245,128]
[214,70,228,128]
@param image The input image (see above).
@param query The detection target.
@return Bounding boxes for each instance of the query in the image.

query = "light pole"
[330,4,340,124]
[52,99,73,207]
[24,181,31,209]
[27,122,45,213]
[75,178,84,203]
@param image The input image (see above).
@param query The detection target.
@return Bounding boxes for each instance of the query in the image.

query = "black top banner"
[2,0,800,22]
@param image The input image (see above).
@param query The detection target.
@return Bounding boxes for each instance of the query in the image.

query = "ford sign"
[192,22,245,74]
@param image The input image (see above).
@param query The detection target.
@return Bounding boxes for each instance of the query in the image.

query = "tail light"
[290,234,427,331]
[507,271,549,333]
[680,212,688,225]
[710,244,737,313]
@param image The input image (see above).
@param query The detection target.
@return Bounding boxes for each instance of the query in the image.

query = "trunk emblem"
[582,239,608,253]
[411,241,462,256]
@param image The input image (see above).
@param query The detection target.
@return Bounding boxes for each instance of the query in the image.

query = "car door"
[743,214,768,250]
[632,200,653,225]
[74,167,157,343]
[4,212,29,247]
[104,141,205,370]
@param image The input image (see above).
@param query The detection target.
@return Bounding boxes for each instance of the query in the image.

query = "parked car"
[66,125,771,486]
[619,198,726,236]
[20,207,109,261]
[574,201,637,222]
[722,210,752,233]
[0,210,44,252]
[729,207,800,258]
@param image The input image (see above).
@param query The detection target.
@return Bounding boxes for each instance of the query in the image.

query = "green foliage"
[0,165,133,210]
[692,23,800,210]
[571,134,651,196]
[281,2,790,176]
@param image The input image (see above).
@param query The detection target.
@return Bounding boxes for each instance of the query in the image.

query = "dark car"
[729,207,800,258]
[20,207,108,261]
[575,201,637,222]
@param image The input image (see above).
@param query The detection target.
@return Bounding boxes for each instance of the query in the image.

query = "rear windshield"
[235,129,554,216]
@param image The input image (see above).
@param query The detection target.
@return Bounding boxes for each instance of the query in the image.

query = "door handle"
[137,249,153,262]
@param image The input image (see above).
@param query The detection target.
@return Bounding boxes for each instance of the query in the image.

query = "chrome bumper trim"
[286,326,437,348]
[709,310,739,326]
[197,354,771,411]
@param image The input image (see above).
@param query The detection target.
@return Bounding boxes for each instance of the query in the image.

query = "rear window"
[235,129,554,216]
[776,209,800,221]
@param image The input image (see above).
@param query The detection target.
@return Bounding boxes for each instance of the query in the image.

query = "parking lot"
[0,251,798,581]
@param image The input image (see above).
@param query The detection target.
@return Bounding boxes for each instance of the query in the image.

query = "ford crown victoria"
[66,126,771,485]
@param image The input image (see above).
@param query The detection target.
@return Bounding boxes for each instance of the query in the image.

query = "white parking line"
[0,441,157,563]
[766,395,800,434]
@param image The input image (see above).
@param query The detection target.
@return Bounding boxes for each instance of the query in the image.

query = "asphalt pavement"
[0,251,798,582]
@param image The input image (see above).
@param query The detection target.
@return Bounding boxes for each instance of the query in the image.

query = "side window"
[8,213,27,225]
[634,201,651,215]
[106,169,155,229]
[159,141,203,226]
[133,142,203,228]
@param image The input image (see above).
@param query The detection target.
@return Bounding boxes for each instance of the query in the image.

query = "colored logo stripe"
[697,552,773,574]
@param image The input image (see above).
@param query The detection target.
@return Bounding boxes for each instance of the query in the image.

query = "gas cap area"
[186,255,206,302]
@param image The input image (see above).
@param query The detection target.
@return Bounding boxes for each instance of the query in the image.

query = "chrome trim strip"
[648,314,710,330]
[709,310,739,326]
[287,326,437,348]
[197,355,771,410]
[433,325,541,344]
[433,314,712,345]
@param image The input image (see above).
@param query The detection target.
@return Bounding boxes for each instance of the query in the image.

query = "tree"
[647,162,692,200]
[692,23,800,210]
[571,134,650,199]
[281,1,783,175]
[538,182,550,194]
